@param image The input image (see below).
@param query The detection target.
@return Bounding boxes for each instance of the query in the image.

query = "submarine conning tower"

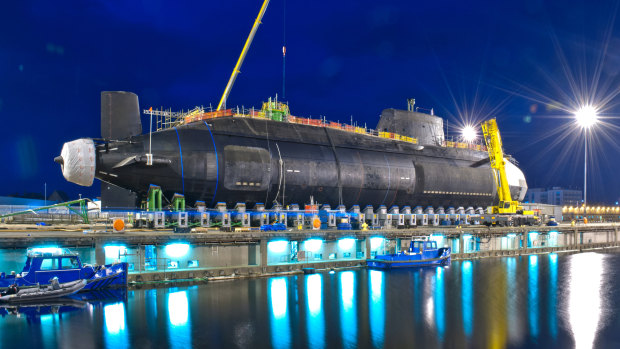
[376,106,444,146]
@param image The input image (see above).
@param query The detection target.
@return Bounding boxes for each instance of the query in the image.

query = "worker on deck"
[361,222,368,231]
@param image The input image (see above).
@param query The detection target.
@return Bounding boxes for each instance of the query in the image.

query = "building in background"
[525,187,582,206]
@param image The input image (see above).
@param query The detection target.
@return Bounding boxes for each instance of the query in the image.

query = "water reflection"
[339,271,357,348]
[548,254,558,340]
[104,302,129,349]
[168,290,189,326]
[369,270,384,348]
[40,313,59,346]
[434,267,445,341]
[2,252,620,348]
[167,290,191,348]
[104,302,126,334]
[568,253,605,349]
[306,274,325,349]
[269,277,291,349]
[506,257,522,344]
[490,259,508,348]
[461,261,473,338]
[528,255,539,339]
[423,270,435,333]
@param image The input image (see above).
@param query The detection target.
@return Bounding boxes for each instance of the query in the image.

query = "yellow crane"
[481,118,536,225]
[481,118,521,214]
[217,0,271,111]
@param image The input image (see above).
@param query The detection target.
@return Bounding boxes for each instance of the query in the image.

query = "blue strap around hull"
[203,121,219,205]
[174,127,185,195]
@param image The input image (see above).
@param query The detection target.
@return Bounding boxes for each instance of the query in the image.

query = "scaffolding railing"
[145,102,489,152]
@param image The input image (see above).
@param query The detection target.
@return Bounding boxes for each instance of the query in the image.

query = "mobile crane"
[480,118,539,226]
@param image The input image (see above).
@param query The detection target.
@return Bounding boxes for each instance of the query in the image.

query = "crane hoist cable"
[282,0,286,99]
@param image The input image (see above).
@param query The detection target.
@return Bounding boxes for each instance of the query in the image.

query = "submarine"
[55,91,528,209]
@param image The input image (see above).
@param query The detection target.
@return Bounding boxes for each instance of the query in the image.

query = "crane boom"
[217,0,271,111]
[481,118,520,214]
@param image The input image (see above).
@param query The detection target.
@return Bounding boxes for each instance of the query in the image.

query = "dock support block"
[95,240,105,265]
[260,239,268,267]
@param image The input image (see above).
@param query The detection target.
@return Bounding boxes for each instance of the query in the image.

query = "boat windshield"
[61,257,80,269]
[412,241,423,252]
[40,258,60,270]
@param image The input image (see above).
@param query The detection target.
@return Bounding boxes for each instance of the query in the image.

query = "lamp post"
[574,105,598,222]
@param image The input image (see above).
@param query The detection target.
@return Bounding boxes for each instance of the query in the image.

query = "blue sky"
[1,0,620,203]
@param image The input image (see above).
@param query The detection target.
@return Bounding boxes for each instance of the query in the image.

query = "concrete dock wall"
[0,224,618,283]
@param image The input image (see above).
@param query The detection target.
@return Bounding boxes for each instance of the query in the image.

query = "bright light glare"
[104,245,127,259]
[30,247,61,254]
[370,237,384,250]
[338,238,355,251]
[305,239,323,252]
[165,243,190,258]
[461,126,477,142]
[574,105,598,128]
[268,240,288,253]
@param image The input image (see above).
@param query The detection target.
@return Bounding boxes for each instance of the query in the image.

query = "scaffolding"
[144,107,187,132]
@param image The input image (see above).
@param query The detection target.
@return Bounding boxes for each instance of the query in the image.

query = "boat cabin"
[406,240,442,260]
[409,240,437,253]
[1,250,87,285]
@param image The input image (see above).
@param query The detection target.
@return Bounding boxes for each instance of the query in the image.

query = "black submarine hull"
[95,116,498,208]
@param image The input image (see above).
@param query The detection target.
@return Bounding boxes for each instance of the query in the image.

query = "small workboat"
[0,248,127,290]
[367,239,451,269]
[0,279,86,303]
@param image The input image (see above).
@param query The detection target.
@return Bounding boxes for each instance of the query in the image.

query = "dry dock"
[0,223,618,283]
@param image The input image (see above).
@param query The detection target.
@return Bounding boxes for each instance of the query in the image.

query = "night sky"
[1,0,620,203]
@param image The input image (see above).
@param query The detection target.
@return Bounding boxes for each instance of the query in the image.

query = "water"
[2,251,620,348]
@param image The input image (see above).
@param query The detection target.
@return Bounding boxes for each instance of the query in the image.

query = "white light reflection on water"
[104,302,129,349]
[423,271,435,331]
[168,290,191,348]
[339,271,357,348]
[549,253,558,340]
[461,261,473,338]
[269,277,290,349]
[434,267,446,341]
[306,274,325,349]
[369,270,385,348]
[168,290,189,326]
[104,302,126,334]
[568,253,605,349]
[528,255,539,339]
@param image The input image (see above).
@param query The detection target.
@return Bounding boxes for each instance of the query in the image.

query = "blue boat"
[367,240,451,269]
[0,249,127,291]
